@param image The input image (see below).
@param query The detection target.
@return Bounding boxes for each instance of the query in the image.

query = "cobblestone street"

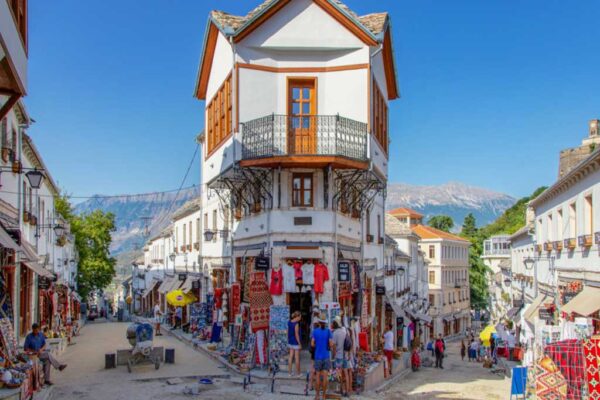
[361,341,511,400]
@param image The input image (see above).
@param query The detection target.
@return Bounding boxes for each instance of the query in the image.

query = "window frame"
[291,172,313,207]
[206,73,233,158]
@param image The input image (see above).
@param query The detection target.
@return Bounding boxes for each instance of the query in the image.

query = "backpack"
[427,341,433,351]
[435,339,444,353]
[343,328,353,352]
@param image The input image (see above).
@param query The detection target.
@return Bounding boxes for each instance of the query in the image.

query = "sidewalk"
[164,324,413,392]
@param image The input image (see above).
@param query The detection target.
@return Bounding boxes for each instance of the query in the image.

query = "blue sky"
[26,1,600,199]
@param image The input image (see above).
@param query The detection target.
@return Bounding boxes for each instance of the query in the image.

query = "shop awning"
[506,306,521,319]
[523,294,547,324]
[414,312,432,324]
[158,277,176,294]
[233,248,263,257]
[386,296,404,318]
[0,227,19,251]
[20,239,39,262]
[561,286,600,316]
[180,276,197,293]
[443,316,454,323]
[23,261,54,279]
[142,280,161,298]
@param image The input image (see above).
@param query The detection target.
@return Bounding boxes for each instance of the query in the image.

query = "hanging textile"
[351,262,359,293]
[230,283,241,320]
[249,272,272,332]
[268,305,289,366]
[583,336,600,400]
[535,356,568,400]
[544,339,586,399]
[0,273,13,321]
[255,329,267,366]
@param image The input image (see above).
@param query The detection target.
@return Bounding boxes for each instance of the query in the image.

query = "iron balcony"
[241,114,368,161]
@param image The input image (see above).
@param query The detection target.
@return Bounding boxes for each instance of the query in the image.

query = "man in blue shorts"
[311,314,334,400]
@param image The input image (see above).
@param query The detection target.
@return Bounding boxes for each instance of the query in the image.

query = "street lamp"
[169,253,176,262]
[25,169,45,189]
[504,277,511,287]
[204,230,215,242]
[53,224,66,237]
[523,257,535,270]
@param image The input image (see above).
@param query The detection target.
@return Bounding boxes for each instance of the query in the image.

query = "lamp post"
[169,253,176,273]
[523,255,558,323]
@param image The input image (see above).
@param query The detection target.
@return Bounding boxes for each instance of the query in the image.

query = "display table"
[0,387,21,400]
[363,361,385,391]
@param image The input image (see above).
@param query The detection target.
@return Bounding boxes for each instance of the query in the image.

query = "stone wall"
[558,144,595,178]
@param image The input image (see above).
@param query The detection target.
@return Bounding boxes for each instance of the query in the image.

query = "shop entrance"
[288,291,312,347]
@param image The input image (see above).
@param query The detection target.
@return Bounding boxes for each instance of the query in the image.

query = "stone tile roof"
[358,12,388,35]
[210,0,387,37]
[411,224,470,243]
[388,207,423,218]
[385,213,413,236]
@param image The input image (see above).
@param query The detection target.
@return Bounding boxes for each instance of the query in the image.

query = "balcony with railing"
[240,114,369,169]
[483,235,511,257]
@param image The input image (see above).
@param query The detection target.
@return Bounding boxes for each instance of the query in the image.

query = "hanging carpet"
[249,272,272,332]
[584,336,600,400]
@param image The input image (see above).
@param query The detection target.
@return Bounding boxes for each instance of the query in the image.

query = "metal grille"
[241,114,368,161]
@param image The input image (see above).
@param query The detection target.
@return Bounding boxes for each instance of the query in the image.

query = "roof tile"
[411,225,470,243]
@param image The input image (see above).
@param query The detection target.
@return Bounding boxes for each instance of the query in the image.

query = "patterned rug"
[584,336,600,400]
[535,356,568,400]
[0,273,13,321]
[249,272,272,332]
[545,339,586,399]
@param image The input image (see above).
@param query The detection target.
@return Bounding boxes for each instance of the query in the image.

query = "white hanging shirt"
[301,262,315,285]
[282,264,297,293]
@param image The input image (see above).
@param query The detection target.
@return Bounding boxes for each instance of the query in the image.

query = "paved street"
[49,323,510,400]
[49,320,228,400]
[360,341,511,400]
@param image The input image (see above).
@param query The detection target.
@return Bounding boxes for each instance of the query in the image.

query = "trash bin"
[105,353,116,369]
[165,348,175,364]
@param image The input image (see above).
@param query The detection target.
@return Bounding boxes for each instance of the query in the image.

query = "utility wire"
[0,183,199,200]
[164,142,200,217]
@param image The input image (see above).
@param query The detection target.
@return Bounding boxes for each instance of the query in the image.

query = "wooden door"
[288,79,316,155]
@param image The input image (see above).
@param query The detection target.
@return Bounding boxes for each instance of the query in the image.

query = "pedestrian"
[382,324,394,377]
[171,306,182,330]
[288,311,302,377]
[507,330,516,361]
[24,323,67,386]
[460,339,466,361]
[434,334,445,369]
[332,317,352,397]
[153,303,163,336]
[311,313,334,400]
[468,339,476,361]
[427,337,435,357]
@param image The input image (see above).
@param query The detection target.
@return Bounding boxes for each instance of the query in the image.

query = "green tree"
[55,194,116,300]
[427,215,454,232]
[461,213,478,237]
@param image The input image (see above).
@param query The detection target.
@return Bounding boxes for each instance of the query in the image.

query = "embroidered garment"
[269,268,283,296]
[544,339,586,399]
[583,336,600,400]
[301,262,315,285]
[313,263,329,294]
[282,263,297,293]
[249,272,273,332]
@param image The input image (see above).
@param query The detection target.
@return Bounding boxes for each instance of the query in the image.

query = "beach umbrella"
[166,290,196,307]
[480,325,496,347]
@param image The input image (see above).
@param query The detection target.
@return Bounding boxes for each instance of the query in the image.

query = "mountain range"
[74,182,515,269]
[386,182,516,229]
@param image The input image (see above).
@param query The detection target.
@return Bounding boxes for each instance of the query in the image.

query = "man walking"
[171,306,182,330]
[434,333,445,369]
[24,323,67,386]
[311,314,334,400]
[332,317,352,396]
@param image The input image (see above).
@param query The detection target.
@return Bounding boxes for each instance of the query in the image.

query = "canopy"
[142,280,160,298]
[561,286,600,316]
[158,277,179,294]
[0,227,19,251]
[23,261,54,279]
[523,294,548,324]
[166,289,197,307]
[387,296,404,318]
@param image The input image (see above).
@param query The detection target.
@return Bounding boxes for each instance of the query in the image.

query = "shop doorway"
[288,291,313,347]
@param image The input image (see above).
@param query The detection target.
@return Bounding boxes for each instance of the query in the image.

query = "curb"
[374,368,411,394]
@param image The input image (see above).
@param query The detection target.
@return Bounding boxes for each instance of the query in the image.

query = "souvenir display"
[249,272,272,332]
[268,305,289,367]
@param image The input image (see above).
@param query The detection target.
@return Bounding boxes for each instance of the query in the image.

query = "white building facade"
[195,0,399,346]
